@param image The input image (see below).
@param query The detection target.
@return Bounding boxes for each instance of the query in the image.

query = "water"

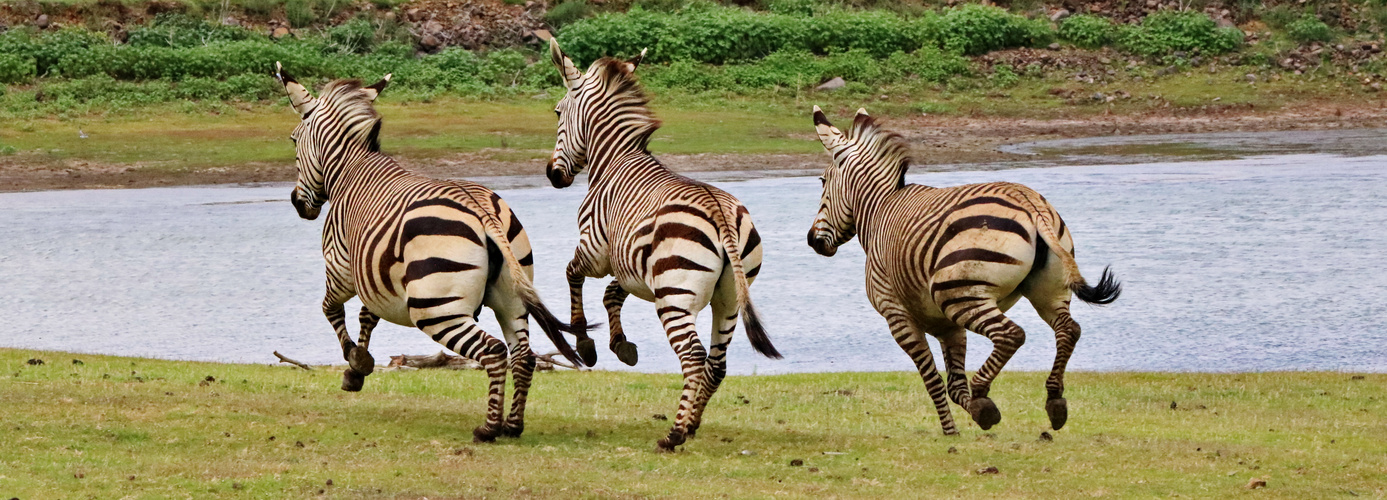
[3,154,1386,374]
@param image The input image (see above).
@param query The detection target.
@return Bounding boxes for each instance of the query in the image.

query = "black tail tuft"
[522,297,588,367]
[1072,266,1121,305]
[742,302,782,359]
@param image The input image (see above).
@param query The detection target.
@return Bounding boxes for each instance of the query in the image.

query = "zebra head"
[275,62,390,220]
[807,106,909,257]
[547,39,654,188]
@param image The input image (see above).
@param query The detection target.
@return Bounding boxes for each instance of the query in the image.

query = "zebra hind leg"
[567,261,599,366]
[498,313,535,438]
[1037,300,1080,430]
[688,305,736,438]
[419,314,510,442]
[958,303,1027,431]
[653,295,709,452]
[603,280,638,366]
[884,310,959,435]
[937,327,972,410]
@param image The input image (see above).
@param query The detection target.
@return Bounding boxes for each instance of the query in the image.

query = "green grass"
[3,348,1384,498]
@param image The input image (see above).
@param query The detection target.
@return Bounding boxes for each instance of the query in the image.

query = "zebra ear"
[851,107,875,137]
[275,61,316,116]
[549,38,581,88]
[362,73,392,101]
[625,48,647,72]
[812,105,844,148]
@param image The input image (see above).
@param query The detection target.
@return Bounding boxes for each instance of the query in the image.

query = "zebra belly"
[362,291,412,327]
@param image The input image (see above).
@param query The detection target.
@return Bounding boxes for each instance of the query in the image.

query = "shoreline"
[5,104,1386,193]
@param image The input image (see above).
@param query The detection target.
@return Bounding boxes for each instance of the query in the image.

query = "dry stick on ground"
[272,351,312,370]
[389,351,579,371]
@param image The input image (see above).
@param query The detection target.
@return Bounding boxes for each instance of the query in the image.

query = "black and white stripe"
[807,107,1121,434]
[275,63,583,443]
[547,41,781,451]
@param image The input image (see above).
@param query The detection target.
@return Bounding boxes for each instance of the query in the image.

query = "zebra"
[805,107,1120,434]
[274,62,585,442]
[546,40,781,451]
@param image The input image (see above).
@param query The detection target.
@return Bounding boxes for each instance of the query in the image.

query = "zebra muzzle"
[807,230,837,257]
[290,190,321,220]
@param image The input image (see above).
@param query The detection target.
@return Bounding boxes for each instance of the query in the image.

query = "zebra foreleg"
[418,315,510,442]
[959,304,1027,430]
[884,310,958,435]
[602,280,638,366]
[323,297,369,392]
[347,306,379,377]
[654,295,709,452]
[1037,301,1080,430]
[566,260,599,366]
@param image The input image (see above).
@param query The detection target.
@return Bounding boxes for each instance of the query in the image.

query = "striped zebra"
[806,107,1120,434]
[546,40,782,451]
[274,63,585,442]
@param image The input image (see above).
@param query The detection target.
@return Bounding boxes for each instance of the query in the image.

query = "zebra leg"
[603,280,638,366]
[937,327,973,410]
[688,289,738,438]
[418,314,510,442]
[497,312,535,438]
[883,310,958,435]
[654,295,709,452]
[958,303,1026,430]
[1036,300,1080,430]
[323,296,369,392]
[566,260,598,366]
[347,306,379,377]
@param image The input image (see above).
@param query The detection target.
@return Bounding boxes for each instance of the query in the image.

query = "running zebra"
[546,40,781,451]
[806,107,1120,434]
[275,63,584,442]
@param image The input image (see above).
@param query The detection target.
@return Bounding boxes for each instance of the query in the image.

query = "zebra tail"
[1018,190,1122,306]
[709,196,782,360]
[457,188,588,367]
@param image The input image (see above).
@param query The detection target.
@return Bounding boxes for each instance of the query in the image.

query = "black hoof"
[576,337,598,367]
[612,340,639,366]
[500,422,524,438]
[473,425,500,443]
[968,397,1002,430]
[656,429,686,451]
[1046,398,1069,430]
[347,346,375,376]
[341,369,366,392]
[685,424,698,438]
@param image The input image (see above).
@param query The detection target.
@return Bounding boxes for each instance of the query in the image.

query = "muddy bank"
[3,103,1386,193]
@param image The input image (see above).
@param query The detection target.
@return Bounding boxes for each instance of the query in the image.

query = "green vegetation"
[1287,14,1335,44]
[1058,14,1117,50]
[3,348,1384,498]
[1115,11,1245,57]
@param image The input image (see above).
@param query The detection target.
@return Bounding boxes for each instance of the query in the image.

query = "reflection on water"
[2,154,1385,374]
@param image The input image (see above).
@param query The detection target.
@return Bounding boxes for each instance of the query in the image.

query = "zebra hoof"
[576,337,598,367]
[340,369,366,392]
[500,422,524,438]
[612,340,639,366]
[968,397,1002,430]
[656,429,686,452]
[1046,398,1069,430]
[472,425,500,443]
[347,346,375,376]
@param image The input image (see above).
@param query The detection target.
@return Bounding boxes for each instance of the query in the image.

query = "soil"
[4,102,1386,193]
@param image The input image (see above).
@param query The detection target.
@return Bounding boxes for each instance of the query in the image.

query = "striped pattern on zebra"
[275,63,584,443]
[546,40,781,451]
[806,106,1120,434]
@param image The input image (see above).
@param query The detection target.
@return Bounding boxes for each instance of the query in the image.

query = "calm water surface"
[3,154,1385,374]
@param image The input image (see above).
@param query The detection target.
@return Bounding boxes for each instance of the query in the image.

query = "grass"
[3,348,1384,498]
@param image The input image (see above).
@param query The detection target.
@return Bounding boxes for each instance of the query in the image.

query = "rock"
[1049,9,1070,22]
[1092,92,1107,102]
[1245,477,1266,489]
[789,459,804,466]
[222,16,240,26]
[1371,82,1382,92]
[947,446,958,454]
[1048,42,1061,50]
[1217,17,1235,28]
[272,27,291,39]
[977,466,999,475]
[816,77,846,91]
[1246,73,1257,83]
[35,14,49,29]
[406,8,421,21]
[420,34,442,51]
[740,450,756,456]
[1099,57,1111,64]
[383,11,396,22]
[424,20,444,34]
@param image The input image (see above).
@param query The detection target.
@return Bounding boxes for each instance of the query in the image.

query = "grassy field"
[2,348,1383,498]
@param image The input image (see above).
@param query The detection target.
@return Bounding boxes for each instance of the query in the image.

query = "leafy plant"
[545,1,592,29]
[1116,11,1243,57]
[1286,14,1333,44]
[1059,14,1117,49]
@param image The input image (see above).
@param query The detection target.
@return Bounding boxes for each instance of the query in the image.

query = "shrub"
[126,13,255,48]
[326,18,376,54]
[1286,14,1333,44]
[545,1,592,29]
[1116,11,1243,57]
[934,4,1053,55]
[1059,14,1117,49]
[0,53,36,84]
[286,0,319,28]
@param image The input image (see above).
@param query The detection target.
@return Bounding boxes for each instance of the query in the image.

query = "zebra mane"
[846,113,910,190]
[318,79,383,153]
[588,57,662,145]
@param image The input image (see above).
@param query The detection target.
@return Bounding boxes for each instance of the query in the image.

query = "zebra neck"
[325,151,400,200]
[587,149,661,187]
[845,180,901,252]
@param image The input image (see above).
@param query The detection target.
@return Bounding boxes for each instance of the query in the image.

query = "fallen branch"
[387,351,582,371]
[536,352,581,371]
[273,351,312,371]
